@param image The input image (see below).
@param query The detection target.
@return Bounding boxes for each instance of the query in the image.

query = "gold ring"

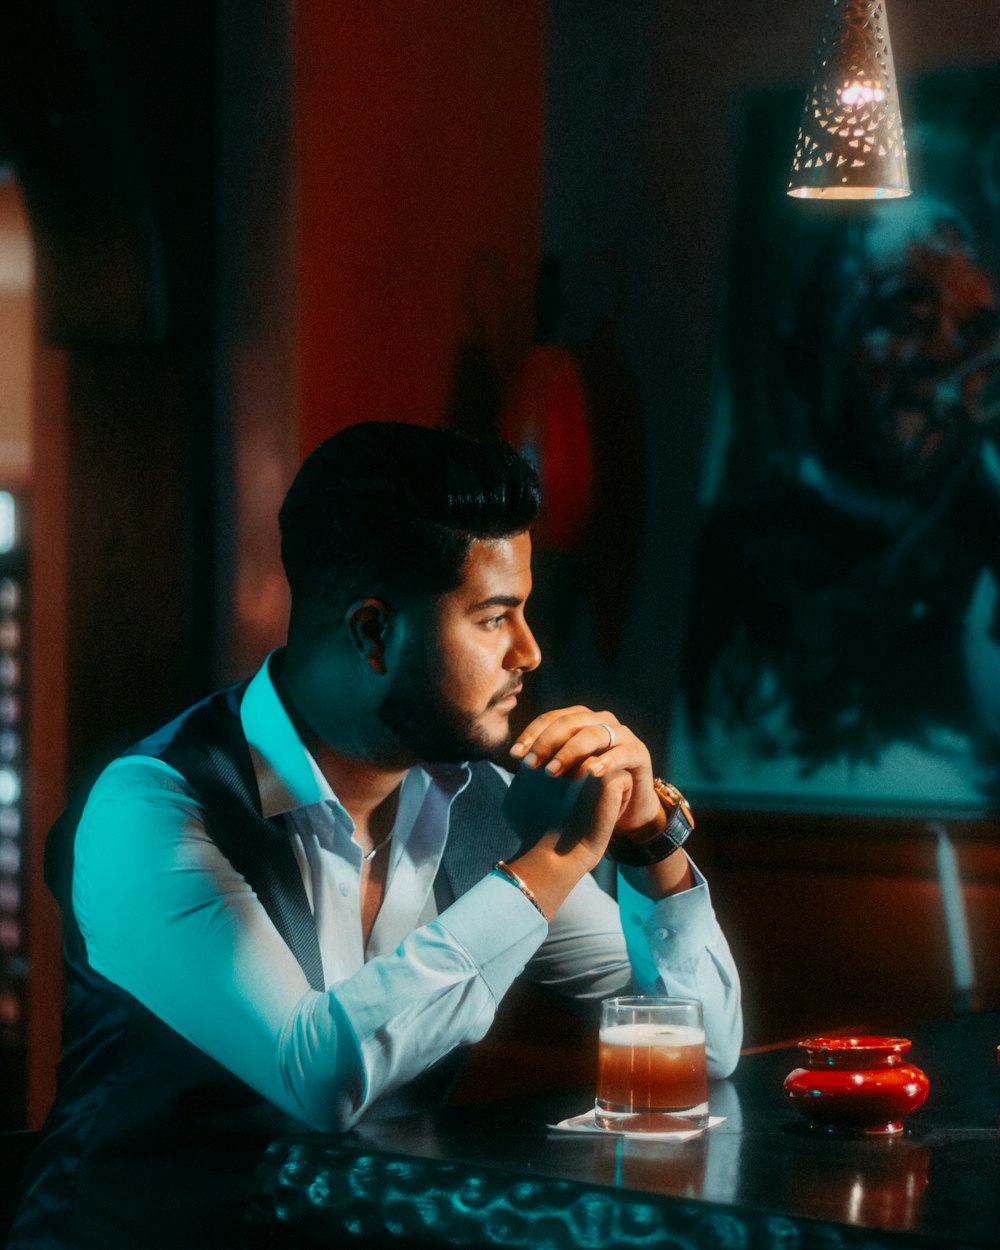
[595,722,616,750]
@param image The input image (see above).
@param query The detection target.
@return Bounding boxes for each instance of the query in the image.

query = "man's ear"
[345,599,395,675]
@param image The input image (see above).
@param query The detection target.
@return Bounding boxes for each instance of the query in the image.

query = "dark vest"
[9,682,522,1250]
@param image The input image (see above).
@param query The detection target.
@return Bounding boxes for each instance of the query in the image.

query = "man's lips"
[491,684,522,709]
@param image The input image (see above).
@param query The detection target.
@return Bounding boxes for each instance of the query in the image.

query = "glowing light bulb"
[839,81,886,107]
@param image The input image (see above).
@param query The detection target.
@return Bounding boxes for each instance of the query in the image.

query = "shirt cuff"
[616,858,717,984]
[436,871,548,1003]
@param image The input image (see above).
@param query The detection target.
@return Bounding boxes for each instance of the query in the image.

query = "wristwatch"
[606,779,694,866]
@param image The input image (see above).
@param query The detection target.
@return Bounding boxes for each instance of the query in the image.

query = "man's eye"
[481,615,506,629]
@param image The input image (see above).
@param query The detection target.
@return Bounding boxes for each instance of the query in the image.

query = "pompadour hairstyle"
[279,421,541,628]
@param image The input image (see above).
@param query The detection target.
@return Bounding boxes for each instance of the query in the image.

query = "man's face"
[841,216,999,491]
[377,532,541,763]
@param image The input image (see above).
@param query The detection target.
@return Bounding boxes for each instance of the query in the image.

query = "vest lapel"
[440,763,523,902]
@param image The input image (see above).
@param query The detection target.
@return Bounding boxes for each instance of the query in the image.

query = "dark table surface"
[246,1010,1000,1249]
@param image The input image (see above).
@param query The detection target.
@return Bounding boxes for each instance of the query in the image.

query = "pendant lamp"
[788,0,910,200]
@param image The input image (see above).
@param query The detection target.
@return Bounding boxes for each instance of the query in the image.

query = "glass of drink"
[596,996,708,1132]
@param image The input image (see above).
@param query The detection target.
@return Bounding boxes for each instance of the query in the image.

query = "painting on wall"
[669,65,1000,819]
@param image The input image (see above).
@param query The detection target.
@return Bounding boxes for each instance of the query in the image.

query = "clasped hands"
[507,706,667,868]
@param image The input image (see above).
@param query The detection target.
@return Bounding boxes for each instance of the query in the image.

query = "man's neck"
[309,736,409,827]
[272,651,411,825]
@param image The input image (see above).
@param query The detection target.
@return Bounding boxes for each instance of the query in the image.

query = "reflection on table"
[245,1010,1000,1249]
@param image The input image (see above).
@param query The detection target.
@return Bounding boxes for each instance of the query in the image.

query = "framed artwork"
[669,65,1000,819]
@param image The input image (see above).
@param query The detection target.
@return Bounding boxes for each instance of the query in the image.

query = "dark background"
[3,0,1000,1128]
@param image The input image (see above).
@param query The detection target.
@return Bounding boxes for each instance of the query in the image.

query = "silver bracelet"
[492,859,547,921]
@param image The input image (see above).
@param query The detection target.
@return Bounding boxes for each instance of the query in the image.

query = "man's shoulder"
[69,681,253,835]
[85,679,263,829]
[125,680,250,762]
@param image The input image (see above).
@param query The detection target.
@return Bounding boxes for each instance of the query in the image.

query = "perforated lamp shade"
[788,0,910,200]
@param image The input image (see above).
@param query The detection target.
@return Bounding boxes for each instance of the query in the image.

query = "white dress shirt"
[72,654,742,1132]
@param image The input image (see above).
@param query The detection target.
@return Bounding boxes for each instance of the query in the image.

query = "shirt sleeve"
[73,757,549,1133]
[616,866,743,1077]
[515,861,742,1079]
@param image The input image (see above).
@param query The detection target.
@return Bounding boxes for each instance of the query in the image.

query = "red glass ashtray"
[783,1036,930,1136]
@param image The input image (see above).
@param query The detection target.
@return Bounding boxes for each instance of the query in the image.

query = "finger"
[541,723,630,778]
[517,709,618,768]
[510,706,593,760]
[511,708,602,766]
[581,743,636,778]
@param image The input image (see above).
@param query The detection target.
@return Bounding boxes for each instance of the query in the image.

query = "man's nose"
[507,620,541,672]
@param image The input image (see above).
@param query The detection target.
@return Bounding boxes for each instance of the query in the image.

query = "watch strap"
[606,779,694,867]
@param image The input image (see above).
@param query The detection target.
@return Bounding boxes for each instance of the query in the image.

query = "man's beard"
[377,635,514,764]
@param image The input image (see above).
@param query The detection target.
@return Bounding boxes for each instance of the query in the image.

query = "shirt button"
[654,926,673,941]
[629,912,643,927]
[339,882,350,897]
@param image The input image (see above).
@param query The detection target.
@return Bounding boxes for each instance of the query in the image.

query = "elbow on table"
[706,1013,743,1081]
[707,1046,741,1082]
[291,1086,364,1135]
[275,993,369,1132]
[275,1045,366,1134]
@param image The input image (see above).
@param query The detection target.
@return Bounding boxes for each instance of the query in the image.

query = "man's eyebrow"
[468,595,523,612]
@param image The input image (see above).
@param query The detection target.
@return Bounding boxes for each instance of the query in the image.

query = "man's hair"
[279,421,541,630]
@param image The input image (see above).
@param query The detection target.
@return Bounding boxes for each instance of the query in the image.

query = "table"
[245,1010,1000,1249]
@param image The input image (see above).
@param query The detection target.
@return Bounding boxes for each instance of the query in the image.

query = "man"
[11,422,741,1250]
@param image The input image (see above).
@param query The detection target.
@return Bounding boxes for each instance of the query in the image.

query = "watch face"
[654,779,694,832]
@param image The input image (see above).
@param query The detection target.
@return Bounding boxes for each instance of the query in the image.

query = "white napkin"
[548,1110,725,1142]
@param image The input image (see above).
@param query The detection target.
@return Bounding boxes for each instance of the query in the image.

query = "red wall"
[293,1,545,455]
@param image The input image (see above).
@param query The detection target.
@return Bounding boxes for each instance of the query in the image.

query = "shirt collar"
[240,649,471,818]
